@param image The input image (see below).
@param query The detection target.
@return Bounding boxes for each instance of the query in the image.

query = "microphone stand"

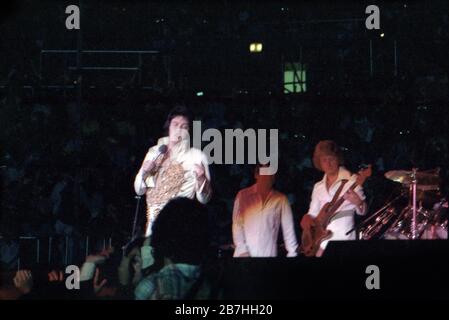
[124,149,167,252]
[131,194,143,240]
[411,168,418,239]
[123,174,146,254]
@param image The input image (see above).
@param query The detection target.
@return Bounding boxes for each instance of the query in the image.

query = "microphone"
[138,144,168,193]
[147,144,168,175]
[153,144,168,161]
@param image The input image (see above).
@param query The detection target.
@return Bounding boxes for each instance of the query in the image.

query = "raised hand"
[13,270,33,294]
[85,247,113,265]
[48,270,64,282]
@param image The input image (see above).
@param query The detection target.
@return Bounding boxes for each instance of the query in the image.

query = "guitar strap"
[329,179,348,208]
[326,179,350,224]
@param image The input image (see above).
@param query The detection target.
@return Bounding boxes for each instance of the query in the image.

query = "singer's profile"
[134,105,212,237]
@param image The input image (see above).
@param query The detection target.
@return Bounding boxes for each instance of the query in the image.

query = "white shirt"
[306,166,367,250]
[232,184,298,257]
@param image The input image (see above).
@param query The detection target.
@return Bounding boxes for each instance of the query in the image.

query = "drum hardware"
[355,192,405,240]
[359,168,446,240]
[385,168,440,239]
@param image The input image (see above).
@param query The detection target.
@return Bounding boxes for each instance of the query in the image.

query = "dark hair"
[163,105,192,132]
[151,197,210,265]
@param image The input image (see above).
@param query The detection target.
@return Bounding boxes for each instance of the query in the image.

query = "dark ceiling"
[1,1,448,98]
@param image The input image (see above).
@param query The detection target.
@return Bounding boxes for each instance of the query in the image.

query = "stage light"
[196,91,204,96]
[380,33,385,37]
[250,42,263,53]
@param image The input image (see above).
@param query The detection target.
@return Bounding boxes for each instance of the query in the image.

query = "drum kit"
[359,168,448,240]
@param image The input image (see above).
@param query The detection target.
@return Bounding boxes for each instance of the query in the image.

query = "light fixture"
[250,42,263,53]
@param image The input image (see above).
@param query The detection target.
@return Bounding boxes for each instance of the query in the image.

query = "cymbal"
[385,170,440,188]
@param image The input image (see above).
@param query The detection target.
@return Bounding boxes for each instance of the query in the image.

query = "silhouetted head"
[151,197,210,265]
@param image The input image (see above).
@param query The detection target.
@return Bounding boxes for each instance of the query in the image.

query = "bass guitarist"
[300,140,368,257]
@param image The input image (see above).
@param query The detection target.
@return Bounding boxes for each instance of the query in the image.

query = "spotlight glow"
[250,42,263,53]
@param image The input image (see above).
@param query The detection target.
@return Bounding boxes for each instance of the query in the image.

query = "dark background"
[0,1,448,266]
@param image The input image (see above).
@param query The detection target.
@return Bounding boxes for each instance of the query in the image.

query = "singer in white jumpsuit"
[134,110,212,237]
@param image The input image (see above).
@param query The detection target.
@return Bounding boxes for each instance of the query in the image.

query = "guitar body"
[300,203,335,257]
[299,165,372,257]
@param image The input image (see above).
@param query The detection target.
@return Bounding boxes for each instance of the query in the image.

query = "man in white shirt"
[134,106,212,237]
[300,140,367,257]
[232,164,298,257]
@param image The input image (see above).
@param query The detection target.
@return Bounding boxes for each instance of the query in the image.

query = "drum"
[417,189,441,210]
[382,206,431,240]
[421,200,448,239]
[421,222,448,239]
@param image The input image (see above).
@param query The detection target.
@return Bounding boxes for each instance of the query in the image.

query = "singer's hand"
[141,160,155,175]
[193,163,206,185]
